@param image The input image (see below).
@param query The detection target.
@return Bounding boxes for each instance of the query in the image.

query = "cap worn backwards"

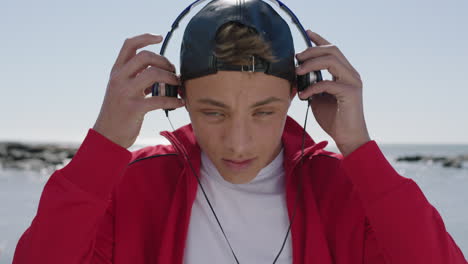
[180,0,296,84]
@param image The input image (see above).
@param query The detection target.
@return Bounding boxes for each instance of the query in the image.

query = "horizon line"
[1,137,468,147]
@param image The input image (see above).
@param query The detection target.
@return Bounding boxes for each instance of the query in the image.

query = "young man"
[13,0,467,263]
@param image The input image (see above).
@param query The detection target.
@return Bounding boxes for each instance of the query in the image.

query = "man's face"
[184,71,296,184]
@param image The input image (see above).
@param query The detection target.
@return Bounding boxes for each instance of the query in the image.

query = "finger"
[306,29,331,46]
[131,66,180,96]
[296,45,358,75]
[121,50,175,78]
[142,95,185,112]
[112,33,163,73]
[296,55,360,87]
[298,80,348,100]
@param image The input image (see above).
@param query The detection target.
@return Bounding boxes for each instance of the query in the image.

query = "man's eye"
[254,111,274,116]
[203,112,224,117]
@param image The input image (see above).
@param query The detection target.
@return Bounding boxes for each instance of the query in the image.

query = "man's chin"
[218,164,261,184]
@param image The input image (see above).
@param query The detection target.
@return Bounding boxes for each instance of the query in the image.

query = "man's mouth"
[222,158,256,171]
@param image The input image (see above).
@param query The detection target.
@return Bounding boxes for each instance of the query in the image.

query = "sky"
[0,0,467,148]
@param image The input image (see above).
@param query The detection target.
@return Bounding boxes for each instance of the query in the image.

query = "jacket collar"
[159,115,329,174]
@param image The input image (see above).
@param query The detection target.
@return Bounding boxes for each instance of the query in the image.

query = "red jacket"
[13,116,467,264]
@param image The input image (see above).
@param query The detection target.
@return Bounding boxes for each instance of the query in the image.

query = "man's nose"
[223,117,253,157]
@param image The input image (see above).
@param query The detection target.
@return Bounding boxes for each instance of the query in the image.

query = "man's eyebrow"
[197,98,229,108]
[250,96,285,108]
[196,96,285,109]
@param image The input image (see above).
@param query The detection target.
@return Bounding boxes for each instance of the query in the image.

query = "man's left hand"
[295,30,371,157]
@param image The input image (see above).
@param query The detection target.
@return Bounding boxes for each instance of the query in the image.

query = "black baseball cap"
[180,0,296,84]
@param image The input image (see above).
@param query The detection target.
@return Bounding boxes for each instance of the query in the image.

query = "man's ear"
[289,83,298,101]
[177,85,185,99]
[178,86,189,112]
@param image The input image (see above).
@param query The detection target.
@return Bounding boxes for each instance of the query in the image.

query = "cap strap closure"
[216,55,269,73]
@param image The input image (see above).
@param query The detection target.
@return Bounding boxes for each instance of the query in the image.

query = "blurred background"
[0,0,467,263]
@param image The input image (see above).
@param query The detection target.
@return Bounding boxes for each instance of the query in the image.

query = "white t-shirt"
[183,148,292,264]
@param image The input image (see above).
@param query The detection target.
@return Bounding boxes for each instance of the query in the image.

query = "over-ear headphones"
[152,0,323,112]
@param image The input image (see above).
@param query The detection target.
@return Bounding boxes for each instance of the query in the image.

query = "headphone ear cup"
[152,83,160,96]
[296,59,310,93]
[152,83,179,98]
[165,84,179,98]
[296,73,310,92]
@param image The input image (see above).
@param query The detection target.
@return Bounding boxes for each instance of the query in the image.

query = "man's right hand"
[92,33,185,149]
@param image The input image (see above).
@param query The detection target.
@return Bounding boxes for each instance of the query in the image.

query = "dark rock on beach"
[397,154,468,169]
[0,142,78,173]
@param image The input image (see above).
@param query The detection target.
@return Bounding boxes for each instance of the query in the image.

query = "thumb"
[142,96,185,112]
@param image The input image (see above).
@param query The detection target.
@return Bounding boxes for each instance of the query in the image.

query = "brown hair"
[213,21,279,65]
